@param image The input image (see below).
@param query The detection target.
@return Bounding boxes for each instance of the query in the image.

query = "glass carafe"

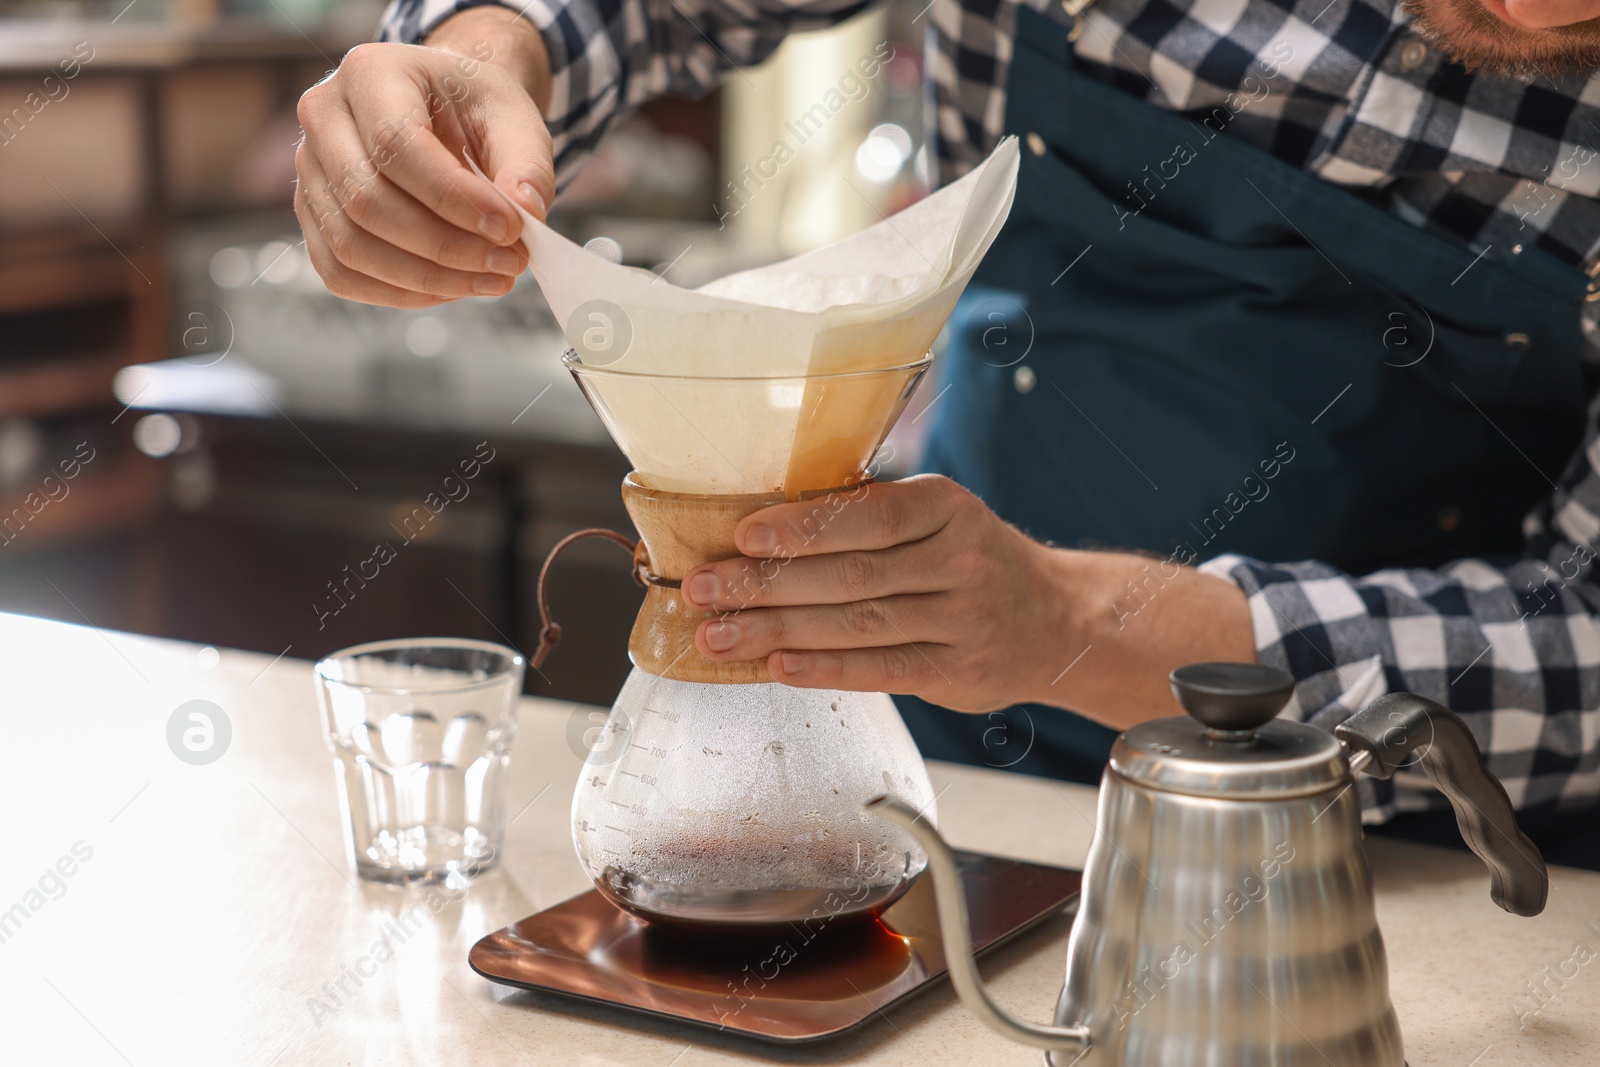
[555,352,940,928]
[572,668,936,928]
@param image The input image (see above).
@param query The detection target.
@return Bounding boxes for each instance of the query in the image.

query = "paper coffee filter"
[695,164,974,313]
[499,137,1020,493]
[704,134,1023,326]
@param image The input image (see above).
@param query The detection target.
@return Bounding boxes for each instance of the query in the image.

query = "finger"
[461,66,556,220]
[683,540,946,610]
[767,645,952,695]
[304,113,528,276]
[346,79,521,246]
[734,475,958,559]
[298,179,445,309]
[298,147,516,299]
[696,595,945,661]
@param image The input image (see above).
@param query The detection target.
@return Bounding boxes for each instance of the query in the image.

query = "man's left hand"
[680,475,1068,713]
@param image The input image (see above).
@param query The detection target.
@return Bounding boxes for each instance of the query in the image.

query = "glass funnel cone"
[572,669,937,928]
[563,351,931,498]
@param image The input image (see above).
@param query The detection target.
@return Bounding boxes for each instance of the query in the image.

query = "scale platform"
[469,851,1081,1044]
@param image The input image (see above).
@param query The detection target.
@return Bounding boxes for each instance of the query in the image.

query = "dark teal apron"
[897,5,1590,783]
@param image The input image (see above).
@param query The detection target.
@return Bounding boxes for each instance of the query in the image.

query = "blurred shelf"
[0,224,167,418]
[0,228,158,313]
[0,13,377,71]
[0,448,164,549]
[0,351,127,420]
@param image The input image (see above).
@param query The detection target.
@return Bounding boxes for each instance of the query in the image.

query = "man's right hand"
[294,11,557,308]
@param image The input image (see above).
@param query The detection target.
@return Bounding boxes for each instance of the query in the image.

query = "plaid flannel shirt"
[378,0,1600,819]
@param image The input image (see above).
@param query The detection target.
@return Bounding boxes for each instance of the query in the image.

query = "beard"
[1401,0,1600,78]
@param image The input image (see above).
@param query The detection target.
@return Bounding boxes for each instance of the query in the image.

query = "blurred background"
[0,0,934,705]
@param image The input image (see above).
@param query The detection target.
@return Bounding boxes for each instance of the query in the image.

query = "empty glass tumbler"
[316,638,525,885]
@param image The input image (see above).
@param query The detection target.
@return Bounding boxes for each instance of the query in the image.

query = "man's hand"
[680,475,1257,726]
[294,10,556,307]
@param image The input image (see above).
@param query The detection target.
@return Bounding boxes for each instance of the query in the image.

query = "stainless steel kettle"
[868,662,1549,1066]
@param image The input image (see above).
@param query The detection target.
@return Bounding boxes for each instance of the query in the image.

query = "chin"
[1402,0,1600,77]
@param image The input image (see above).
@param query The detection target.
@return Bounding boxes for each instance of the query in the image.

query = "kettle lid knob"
[1170,662,1295,736]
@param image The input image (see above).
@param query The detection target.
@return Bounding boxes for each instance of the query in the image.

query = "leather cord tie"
[532,528,677,670]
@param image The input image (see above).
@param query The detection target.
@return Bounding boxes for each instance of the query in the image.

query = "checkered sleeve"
[375,0,875,187]
[1200,404,1600,824]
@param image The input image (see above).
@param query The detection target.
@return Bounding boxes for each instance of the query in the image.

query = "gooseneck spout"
[865,796,1092,1054]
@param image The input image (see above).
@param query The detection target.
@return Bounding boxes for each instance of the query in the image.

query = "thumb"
[468,84,556,223]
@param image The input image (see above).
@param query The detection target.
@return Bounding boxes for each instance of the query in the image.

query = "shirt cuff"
[1199,552,1419,823]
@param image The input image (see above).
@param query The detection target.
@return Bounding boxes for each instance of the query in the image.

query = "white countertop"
[1,611,1595,1065]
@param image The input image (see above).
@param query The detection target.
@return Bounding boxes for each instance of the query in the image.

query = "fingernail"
[486,247,521,275]
[780,652,806,675]
[705,620,739,652]
[743,524,777,555]
[687,572,719,606]
[478,212,510,242]
[518,181,546,216]
[474,273,512,295]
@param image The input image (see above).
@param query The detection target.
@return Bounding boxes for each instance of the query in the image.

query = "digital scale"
[470,851,1081,1044]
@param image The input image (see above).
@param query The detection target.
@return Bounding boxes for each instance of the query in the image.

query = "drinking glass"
[315,638,525,885]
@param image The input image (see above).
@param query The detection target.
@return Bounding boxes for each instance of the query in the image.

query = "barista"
[293,0,1600,860]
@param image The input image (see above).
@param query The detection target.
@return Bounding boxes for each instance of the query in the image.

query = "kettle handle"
[865,797,1093,1054]
[1334,693,1548,917]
